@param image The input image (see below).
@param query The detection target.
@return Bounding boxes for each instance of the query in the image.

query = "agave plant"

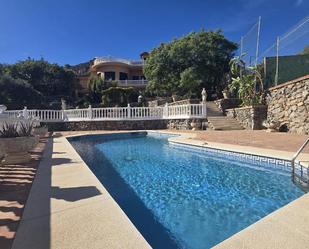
[0,122,20,138]
[19,121,34,137]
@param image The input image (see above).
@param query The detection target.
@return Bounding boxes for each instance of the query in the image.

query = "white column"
[163,103,168,118]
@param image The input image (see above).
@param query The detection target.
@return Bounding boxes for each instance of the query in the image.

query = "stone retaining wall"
[226,105,267,130]
[167,119,206,130]
[43,120,168,131]
[215,98,241,113]
[267,75,309,134]
[43,119,206,131]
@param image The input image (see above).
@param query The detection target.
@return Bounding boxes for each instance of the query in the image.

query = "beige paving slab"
[213,193,309,249]
[12,136,151,249]
[16,130,308,249]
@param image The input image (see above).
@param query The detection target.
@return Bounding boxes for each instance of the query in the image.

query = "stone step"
[207,116,244,131]
[206,101,244,130]
[206,101,224,117]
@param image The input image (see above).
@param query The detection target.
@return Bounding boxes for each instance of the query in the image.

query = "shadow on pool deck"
[52,186,101,202]
[10,137,53,249]
[9,137,105,249]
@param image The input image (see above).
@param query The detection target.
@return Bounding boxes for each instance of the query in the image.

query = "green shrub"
[0,74,45,109]
[101,87,139,107]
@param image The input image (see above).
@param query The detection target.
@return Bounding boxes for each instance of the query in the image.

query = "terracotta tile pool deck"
[59,130,309,153]
[179,130,309,153]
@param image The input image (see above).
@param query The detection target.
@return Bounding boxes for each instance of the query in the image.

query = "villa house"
[77,52,149,93]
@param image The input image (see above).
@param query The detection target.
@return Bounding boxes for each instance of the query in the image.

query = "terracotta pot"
[190,122,197,131]
[0,136,39,165]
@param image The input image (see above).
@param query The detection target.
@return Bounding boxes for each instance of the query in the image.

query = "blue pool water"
[69,132,304,249]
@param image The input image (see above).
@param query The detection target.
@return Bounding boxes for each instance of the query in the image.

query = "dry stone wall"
[43,119,206,131]
[267,75,309,134]
[226,105,267,130]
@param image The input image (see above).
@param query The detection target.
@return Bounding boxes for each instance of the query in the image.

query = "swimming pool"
[69,132,304,249]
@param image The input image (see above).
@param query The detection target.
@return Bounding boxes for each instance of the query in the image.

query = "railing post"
[202,102,207,118]
[62,110,68,121]
[127,103,131,119]
[88,105,93,120]
[163,103,168,119]
[23,106,29,119]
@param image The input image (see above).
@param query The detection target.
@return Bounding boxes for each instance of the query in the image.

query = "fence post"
[275,36,280,86]
[88,105,93,120]
[127,103,131,119]
[23,106,29,119]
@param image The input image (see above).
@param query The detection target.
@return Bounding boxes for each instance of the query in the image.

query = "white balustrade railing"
[5,110,21,119]
[2,103,206,122]
[118,80,148,86]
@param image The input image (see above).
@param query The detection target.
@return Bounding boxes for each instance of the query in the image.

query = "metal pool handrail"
[291,138,309,181]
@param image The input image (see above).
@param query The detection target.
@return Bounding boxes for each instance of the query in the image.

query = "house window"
[104,71,115,81]
[132,75,140,80]
[119,72,128,80]
[140,76,146,80]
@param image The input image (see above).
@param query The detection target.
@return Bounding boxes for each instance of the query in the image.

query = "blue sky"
[0,0,308,65]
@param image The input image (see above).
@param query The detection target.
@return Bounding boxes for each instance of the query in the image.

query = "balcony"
[117,79,148,86]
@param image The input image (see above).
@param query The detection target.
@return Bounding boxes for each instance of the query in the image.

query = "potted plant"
[0,121,39,165]
[190,119,201,131]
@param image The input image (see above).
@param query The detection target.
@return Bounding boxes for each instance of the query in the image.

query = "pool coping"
[13,130,309,249]
[66,130,309,248]
[11,134,151,249]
